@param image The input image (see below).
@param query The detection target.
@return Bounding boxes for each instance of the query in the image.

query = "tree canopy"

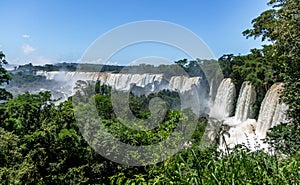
[0,51,12,100]
[243,0,300,154]
[0,0,299,183]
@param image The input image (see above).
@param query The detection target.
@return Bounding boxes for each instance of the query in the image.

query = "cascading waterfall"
[37,70,288,151]
[256,83,288,137]
[36,70,211,117]
[218,81,256,149]
[105,73,164,91]
[36,71,109,82]
[214,82,288,151]
[36,71,208,112]
[36,71,205,93]
[36,71,165,91]
[169,76,201,92]
[234,82,256,123]
[209,78,236,120]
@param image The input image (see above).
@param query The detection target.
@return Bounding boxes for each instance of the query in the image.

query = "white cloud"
[78,58,104,64]
[130,56,173,66]
[22,34,30,38]
[107,61,120,66]
[15,55,52,65]
[78,58,120,66]
[35,56,51,65]
[22,44,36,55]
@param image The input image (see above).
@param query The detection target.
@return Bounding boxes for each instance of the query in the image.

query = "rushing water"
[36,71,204,93]
[36,71,209,115]
[209,79,288,151]
[234,82,256,123]
[256,83,288,137]
[37,71,288,151]
[209,78,236,120]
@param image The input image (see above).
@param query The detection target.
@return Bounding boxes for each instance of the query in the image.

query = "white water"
[209,78,236,120]
[256,83,288,137]
[37,71,288,151]
[36,71,204,93]
[105,73,164,91]
[234,82,256,123]
[215,82,288,151]
[37,71,163,91]
[169,76,201,92]
[36,71,209,114]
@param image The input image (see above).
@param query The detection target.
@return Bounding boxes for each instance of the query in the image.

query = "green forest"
[0,0,299,184]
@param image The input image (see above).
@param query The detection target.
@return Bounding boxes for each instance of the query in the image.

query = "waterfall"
[36,71,104,82]
[36,70,211,116]
[169,76,201,92]
[234,82,256,122]
[35,71,290,151]
[256,83,288,137]
[36,71,289,149]
[209,78,236,120]
[218,82,288,151]
[36,71,164,91]
[168,76,207,116]
[218,82,257,149]
[36,70,209,102]
[105,73,164,91]
[36,71,207,93]
[209,78,214,99]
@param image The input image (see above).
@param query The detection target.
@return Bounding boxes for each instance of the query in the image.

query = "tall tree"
[243,0,300,154]
[0,51,12,100]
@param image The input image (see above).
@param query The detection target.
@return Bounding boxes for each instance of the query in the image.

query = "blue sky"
[0,0,269,65]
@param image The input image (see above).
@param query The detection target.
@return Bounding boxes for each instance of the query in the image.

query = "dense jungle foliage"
[0,0,299,184]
